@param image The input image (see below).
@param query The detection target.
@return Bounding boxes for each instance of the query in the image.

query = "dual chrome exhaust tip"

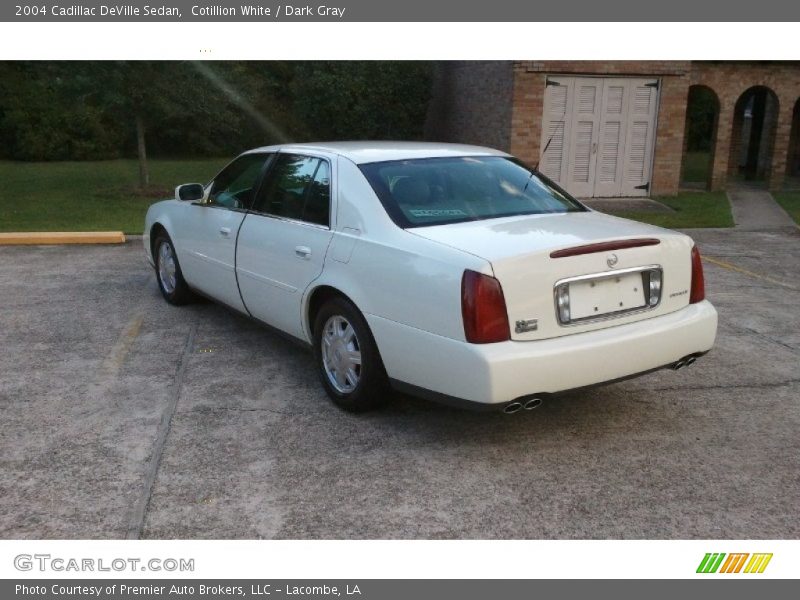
[672,355,698,371]
[503,396,544,414]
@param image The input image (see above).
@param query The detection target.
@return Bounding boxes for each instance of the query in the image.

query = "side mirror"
[175,183,205,202]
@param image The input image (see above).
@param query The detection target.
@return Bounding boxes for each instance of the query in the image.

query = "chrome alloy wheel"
[321,315,362,394]
[157,240,178,294]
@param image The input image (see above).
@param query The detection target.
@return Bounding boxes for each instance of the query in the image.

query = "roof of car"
[243,141,510,164]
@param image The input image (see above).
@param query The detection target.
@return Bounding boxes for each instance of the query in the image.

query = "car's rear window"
[359,156,586,228]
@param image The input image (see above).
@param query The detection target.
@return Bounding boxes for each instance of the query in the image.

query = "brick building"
[426,61,800,197]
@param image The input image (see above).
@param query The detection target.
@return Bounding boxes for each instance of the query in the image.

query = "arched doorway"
[728,86,780,183]
[681,85,719,189]
[787,97,800,187]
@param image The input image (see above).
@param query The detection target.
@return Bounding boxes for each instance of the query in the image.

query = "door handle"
[219,226,231,237]
[592,142,597,155]
[295,246,312,259]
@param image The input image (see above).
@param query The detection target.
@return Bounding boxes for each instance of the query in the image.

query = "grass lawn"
[610,192,734,229]
[1,160,737,233]
[0,159,227,234]
[772,192,800,225]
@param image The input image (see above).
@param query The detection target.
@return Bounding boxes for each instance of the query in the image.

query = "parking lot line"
[125,323,198,540]
[703,255,797,290]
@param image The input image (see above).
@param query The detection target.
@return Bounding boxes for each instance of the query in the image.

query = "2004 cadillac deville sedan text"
[144,142,718,412]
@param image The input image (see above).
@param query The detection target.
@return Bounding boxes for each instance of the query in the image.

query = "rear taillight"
[461,270,510,344]
[690,246,705,304]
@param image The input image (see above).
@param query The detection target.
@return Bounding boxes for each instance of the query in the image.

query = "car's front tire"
[313,297,390,412]
[153,232,194,305]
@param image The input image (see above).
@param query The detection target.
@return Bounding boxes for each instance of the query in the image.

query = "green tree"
[0,61,435,172]
[0,62,124,161]
[290,62,432,140]
[86,62,202,187]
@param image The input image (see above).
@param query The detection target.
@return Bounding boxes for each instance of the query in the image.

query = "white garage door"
[539,76,659,198]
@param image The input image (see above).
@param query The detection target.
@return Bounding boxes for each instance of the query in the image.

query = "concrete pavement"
[727,187,797,231]
[0,229,798,539]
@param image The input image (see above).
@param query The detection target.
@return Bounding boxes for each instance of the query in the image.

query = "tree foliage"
[0,61,433,162]
[290,61,432,141]
[0,62,125,161]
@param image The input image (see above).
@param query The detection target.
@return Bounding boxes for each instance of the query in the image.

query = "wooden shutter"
[539,77,572,184]
[620,80,659,197]
[593,80,630,197]
[565,80,601,198]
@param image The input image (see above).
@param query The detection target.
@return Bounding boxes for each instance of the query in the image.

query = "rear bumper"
[367,300,718,408]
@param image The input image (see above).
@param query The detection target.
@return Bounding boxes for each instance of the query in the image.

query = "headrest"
[392,177,431,205]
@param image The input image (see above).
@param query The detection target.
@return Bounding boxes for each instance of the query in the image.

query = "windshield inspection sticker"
[408,209,468,217]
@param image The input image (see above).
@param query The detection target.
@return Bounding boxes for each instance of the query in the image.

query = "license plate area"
[554,265,662,326]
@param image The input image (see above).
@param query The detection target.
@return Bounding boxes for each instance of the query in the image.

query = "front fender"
[144,200,180,267]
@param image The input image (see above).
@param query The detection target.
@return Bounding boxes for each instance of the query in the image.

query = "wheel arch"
[305,284,362,339]
[149,222,169,258]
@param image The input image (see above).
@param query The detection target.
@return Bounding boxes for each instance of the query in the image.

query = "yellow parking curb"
[0,231,126,245]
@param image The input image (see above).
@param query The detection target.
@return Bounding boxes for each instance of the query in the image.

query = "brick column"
[508,71,545,165]
[711,100,734,191]
[768,95,795,190]
[650,75,689,196]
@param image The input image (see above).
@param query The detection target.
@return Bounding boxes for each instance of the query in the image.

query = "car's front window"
[208,153,269,209]
[359,156,586,228]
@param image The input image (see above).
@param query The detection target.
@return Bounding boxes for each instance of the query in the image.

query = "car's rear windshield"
[359,155,586,228]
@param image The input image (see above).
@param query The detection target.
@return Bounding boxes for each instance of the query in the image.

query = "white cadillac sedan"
[144,142,717,413]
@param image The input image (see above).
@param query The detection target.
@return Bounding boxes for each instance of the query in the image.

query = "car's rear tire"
[313,297,390,412]
[154,232,194,305]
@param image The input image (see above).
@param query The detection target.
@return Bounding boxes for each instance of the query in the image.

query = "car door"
[177,152,271,312]
[236,152,335,339]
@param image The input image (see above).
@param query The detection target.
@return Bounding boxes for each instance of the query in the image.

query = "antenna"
[534,135,554,171]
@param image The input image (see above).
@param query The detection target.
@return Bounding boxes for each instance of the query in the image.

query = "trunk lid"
[410,211,695,341]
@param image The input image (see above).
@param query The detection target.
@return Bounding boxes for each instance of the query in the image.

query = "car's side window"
[207,153,269,210]
[252,153,331,227]
[304,160,331,226]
